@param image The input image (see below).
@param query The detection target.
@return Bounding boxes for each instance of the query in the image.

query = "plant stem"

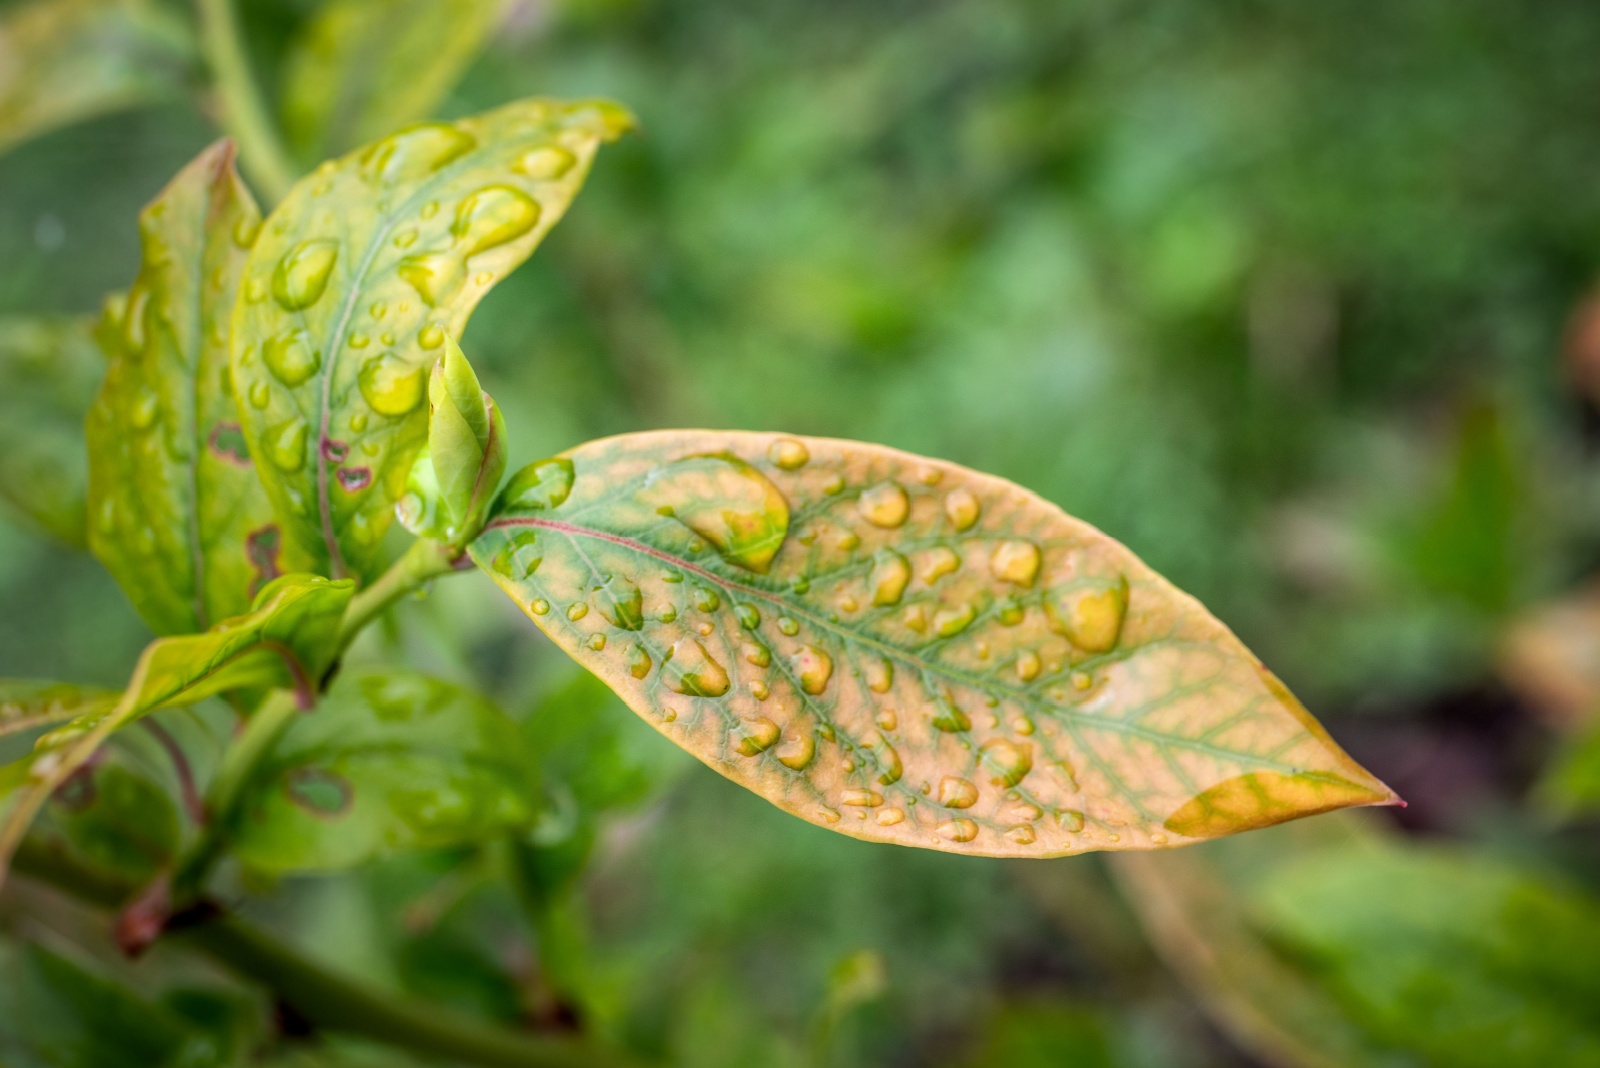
[11,841,643,1068]
[336,537,464,654]
[195,0,298,203]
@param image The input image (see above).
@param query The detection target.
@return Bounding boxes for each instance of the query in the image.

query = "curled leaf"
[0,680,117,740]
[231,96,633,580]
[88,139,299,634]
[470,431,1396,857]
[0,574,353,890]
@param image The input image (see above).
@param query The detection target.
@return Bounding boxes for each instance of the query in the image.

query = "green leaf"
[229,668,531,874]
[430,335,507,540]
[0,0,194,157]
[230,96,633,580]
[1539,724,1600,813]
[469,431,1396,857]
[0,573,353,889]
[88,140,303,635]
[0,316,104,545]
[1257,843,1600,1067]
[45,753,181,881]
[0,680,117,740]
[0,940,226,1068]
[281,0,509,162]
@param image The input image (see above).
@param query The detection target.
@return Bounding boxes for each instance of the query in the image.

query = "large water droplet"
[980,739,1033,788]
[643,454,789,573]
[792,646,833,695]
[842,789,883,807]
[264,418,308,471]
[944,488,980,531]
[863,731,902,785]
[397,251,464,307]
[1058,809,1086,833]
[496,457,575,514]
[991,540,1041,587]
[937,818,979,843]
[1046,577,1129,652]
[735,717,781,755]
[735,603,760,629]
[932,603,977,637]
[271,239,338,311]
[858,480,909,528]
[865,657,894,693]
[931,692,971,733]
[451,186,541,258]
[869,549,910,606]
[594,575,644,630]
[768,438,809,470]
[514,146,576,180]
[358,353,426,416]
[877,807,905,826]
[624,644,652,678]
[938,777,979,808]
[1006,825,1037,845]
[776,731,816,770]
[263,330,321,386]
[361,123,476,184]
[663,638,730,697]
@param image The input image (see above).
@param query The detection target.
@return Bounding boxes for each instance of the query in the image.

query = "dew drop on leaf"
[938,818,979,843]
[979,739,1033,787]
[735,603,761,628]
[451,186,541,258]
[263,330,322,386]
[877,807,905,826]
[869,549,910,606]
[663,638,731,697]
[938,776,979,808]
[792,646,833,694]
[1046,577,1129,652]
[944,488,980,531]
[265,418,309,471]
[932,602,978,637]
[397,251,464,307]
[358,353,426,416]
[768,437,809,470]
[361,123,477,184]
[858,480,909,528]
[593,575,644,630]
[865,657,894,693]
[642,454,789,572]
[736,716,781,755]
[514,146,576,180]
[624,643,651,678]
[990,540,1041,587]
[271,239,338,311]
[496,457,575,514]
[775,730,816,770]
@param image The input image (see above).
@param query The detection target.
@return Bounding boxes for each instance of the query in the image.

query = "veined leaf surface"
[470,431,1397,857]
[231,97,632,580]
[88,140,295,634]
[0,681,117,740]
[0,316,103,545]
[0,574,353,889]
[282,0,509,162]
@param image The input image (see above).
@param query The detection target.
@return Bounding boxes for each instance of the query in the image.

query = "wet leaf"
[0,0,193,156]
[282,0,508,162]
[0,574,353,889]
[231,96,632,580]
[230,668,531,874]
[1258,843,1600,1067]
[470,431,1396,857]
[0,316,103,545]
[0,680,117,739]
[88,140,300,635]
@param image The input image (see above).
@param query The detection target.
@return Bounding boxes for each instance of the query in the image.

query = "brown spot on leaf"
[246,525,282,596]
[208,422,252,466]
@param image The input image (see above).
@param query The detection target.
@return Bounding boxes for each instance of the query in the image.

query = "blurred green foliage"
[6,0,1600,1065]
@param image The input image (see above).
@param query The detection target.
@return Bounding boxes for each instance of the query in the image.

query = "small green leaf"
[0,573,353,889]
[0,680,117,739]
[0,0,194,157]
[470,431,1396,857]
[0,316,103,545]
[88,140,303,635]
[231,96,633,580]
[425,335,506,542]
[229,668,531,874]
[281,0,509,162]
[1258,843,1600,1066]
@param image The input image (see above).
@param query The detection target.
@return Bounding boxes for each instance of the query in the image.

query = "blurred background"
[5,0,1600,1065]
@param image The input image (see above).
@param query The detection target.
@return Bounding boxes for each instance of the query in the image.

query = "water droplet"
[902,604,928,633]
[393,228,419,248]
[837,530,861,551]
[248,381,270,409]
[938,818,979,843]
[991,540,1041,587]
[938,777,979,808]
[932,603,977,637]
[736,717,781,755]
[663,638,730,696]
[593,575,644,630]
[398,251,463,307]
[567,602,588,621]
[349,332,370,349]
[271,239,338,310]
[497,457,575,513]
[1046,577,1129,652]
[776,731,816,770]
[944,488,980,531]
[823,474,845,495]
[361,123,476,183]
[837,594,858,612]
[1006,825,1037,845]
[451,185,541,257]
[742,642,770,667]
[129,388,158,429]
[643,455,790,573]
[1058,809,1086,832]
[418,323,446,349]
[587,633,609,651]
[865,658,894,693]
[876,708,898,731]
[869,549,910,606]
[996,597,1025,626]
[768,438,809,469]
[1012,716,1035,736]
[358,353,426,415]
[863,732,902,785]
[931,692,971,733]
[750,680,770,700]
[336,466,372,491]
[1016,650,1041,682]
[877,807,905,826]
[233,213,261,248]
[369,301,387,319]
[842,789,883,807]
[736,603,760,628]
[692,585,720,612]
[980,739,1033,787]
[531,599,550,615]
[815,806,842,825]
[792,646,833,694]
[263,330,321,386]
[858,480,909,528]
[659,606,678,623]
[777,616,800,636]
[625,643,651,678]
[920,553,961,592]
[265,418,307,471]
[515,146,576,180]
[421,201,439,219]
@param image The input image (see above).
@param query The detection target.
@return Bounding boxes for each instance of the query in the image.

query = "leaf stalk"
[195,0,299,203]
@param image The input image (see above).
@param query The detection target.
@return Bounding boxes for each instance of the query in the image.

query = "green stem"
[336,537,463,654]
[195,0,298,203]
[12,841,643,1068]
